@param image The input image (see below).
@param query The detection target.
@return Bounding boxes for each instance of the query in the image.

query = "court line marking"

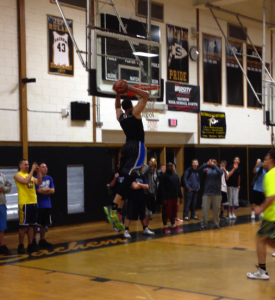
[8,264,246,300]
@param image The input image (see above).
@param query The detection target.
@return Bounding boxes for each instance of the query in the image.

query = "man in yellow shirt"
[247,149,275,280]
[14,159,42,254]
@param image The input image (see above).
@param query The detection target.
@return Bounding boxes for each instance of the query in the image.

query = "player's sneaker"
[143,227,155,236]
[232,214,237,219]
[123,230,131,239]
[247,267,269,280]
[111,210,125,230]
[0,245,12,256]
[271,253,275,257]
[113,227,120,232]
[171,226,183,232]
[175,218,183,223]
[103,207,115,227]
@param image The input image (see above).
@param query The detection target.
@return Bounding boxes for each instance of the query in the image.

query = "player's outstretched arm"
[115,93,123,121]
[131,86,149,118]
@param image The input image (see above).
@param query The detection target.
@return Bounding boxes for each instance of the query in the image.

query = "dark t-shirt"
[129,173,148,201]
[109,172,125,195]
[227,165,241,187]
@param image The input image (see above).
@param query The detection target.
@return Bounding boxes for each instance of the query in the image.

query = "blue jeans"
[183,191,198,218]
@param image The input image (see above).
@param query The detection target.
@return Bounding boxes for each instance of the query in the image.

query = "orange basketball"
[113,79,128,94]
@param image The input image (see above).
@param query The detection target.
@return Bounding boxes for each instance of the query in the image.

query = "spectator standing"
[14,160,42,254]
[182,159,200,221]
[227,157,241,219]
[0,171,12,255]
[199,159,223,230]
[33,163,55,248]
[158,163,183,234]
[142,158,158,227]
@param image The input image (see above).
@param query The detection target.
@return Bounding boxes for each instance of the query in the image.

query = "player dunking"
[111,80,149,229]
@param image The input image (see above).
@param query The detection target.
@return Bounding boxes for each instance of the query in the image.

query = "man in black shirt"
[158,163,183,234]
[227,157,240,219]
[111,80,149,228]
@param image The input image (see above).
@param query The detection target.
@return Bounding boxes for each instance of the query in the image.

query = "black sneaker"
[17,243,25,254]
[39,239,53,248]
[32,238,38,246]
[27,243,39,253]
[214,225,221,230]
[191,216,199,220]
[201,225,207,230]
[0,245,12,256]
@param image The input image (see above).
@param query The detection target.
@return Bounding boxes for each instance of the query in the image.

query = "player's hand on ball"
[113,79,129,94]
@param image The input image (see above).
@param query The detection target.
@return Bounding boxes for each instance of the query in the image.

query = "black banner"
[166,24,189,83]
[203,34,222,104]
[201,111,226,139]
[166,82,200,113]
[226,41,243,106]
[48,15,74,76]
[247,46,262,108]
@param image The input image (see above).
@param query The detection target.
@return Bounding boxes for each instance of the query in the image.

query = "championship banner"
[166,24,189,83]
[166,82,200,113]
[226,41,243,106]
[201,111,226,139]
[48,15,74,76]
[203,34,222,104]
[247,45,262,108]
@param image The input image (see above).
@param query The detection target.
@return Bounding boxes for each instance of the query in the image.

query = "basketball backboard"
[89,30,161,99]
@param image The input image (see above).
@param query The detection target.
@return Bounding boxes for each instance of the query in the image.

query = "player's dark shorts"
[250,189,265,206]
[145,194,156,215]
[126,196,146,221]
[37,208,52,227]
[120,140,146,175]
[162,198,178,220]
[19,203,38,227]
[221,191,228,204]
[257,220,275,239]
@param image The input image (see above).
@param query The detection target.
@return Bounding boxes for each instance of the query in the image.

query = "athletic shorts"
[162,198,178,220]
[19,203,38,226]
[250,189,265,206]
[221,191,228,204]
[145,194,155,216]
[257,220,275,239]
[227,187,239,206]
[0,205,7,231]
[37,208,52,227]
[126,196,146,221]
[120,140,146,175]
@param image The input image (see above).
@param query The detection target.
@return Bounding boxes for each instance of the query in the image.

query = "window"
[136,0,164,22]
[50,0,86,10]
[67,166,85,214]
[1,168,19,220]
[228,23,247,42]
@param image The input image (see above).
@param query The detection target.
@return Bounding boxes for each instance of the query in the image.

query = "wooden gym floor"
[1,207,275,300]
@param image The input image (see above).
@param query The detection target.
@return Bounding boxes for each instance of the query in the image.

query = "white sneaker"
[247,267,269,280]
[272,253,275,257]
[232,214,237,219]
[260,212,264,218]
[143,227,155,236]
[123,230,132,239]
[228,213,233,219]
[251,211,255,219]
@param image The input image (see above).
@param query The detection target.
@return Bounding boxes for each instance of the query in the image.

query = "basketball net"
[143,98,156,119]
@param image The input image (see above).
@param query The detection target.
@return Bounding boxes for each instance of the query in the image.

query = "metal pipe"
[55,0,86,68]
[209,8,262,105]
[263,0,266,124]
[86,0,92,70]
[147,0,152,85]
[205,2,275,27]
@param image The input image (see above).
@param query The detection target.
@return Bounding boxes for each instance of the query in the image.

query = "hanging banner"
[203,34,222,104]
[247,45,262,108]
[226,41,243,106]
[166,24,189,83]
[201,111,226,139]
[48,15,74,76]
[166,82,200,113]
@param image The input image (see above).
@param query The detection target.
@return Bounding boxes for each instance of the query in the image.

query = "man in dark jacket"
[158,163,183,234]
[182,159,200,221]
[198,158,223,229]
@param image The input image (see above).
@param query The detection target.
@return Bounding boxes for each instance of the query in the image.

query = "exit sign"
[168,119,177,127]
